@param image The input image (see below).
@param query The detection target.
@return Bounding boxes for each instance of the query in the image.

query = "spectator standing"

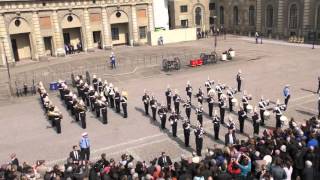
[235,153,251,180]
[283,85,291,109]
[79,132,90,163]
[255,31,259,44]
[110,52,116,69]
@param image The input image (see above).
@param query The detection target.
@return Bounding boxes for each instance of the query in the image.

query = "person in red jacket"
[228,158,241,178]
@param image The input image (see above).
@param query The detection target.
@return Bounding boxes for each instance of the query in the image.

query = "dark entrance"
[11,39,19,61]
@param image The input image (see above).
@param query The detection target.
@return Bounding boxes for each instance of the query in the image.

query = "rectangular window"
[181,19,188,28]
[139,26,147,39]
[111,27,119,40]
[209,3,216,10]
[180,5,188,13]
[92,31,101,43]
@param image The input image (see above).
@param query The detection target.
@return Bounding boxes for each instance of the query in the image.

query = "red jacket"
[228,162,241,175]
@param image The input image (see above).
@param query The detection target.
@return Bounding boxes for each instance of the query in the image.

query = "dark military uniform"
[115,91,121,113]
[183,101,191,120]
[121,96,128,118]
[183,121,190,147]
[212,115,220,140]
[165,89,172,111]
[194,126,204,156]
[252,112,260,135]
[150,98,157,121]
[207,96,214,117]
[196,107,203,126]
[142,94,150,115]
[238,109,247,133]
[169,113,178,137]
[158,106,167,129]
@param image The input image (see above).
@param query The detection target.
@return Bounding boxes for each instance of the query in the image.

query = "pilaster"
[0,13,14,65]
[147,3,154,32]
[32,11,46,60]
[302,0,312,36]
[101,7,111,49]
[256,0,262,32]
[52,10,65,56]
[277,0,284,38]
[83,8,94,52]
[131,5,139,44]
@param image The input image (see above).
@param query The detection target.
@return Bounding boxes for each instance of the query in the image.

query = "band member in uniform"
[150,95,157,121]
[196,88,204,104]
[182,119,190,147]
[242,91,251,113]
[215,84,223,100]
[169,110,178,137]
[207,94,214,117]
[205,77,213,93]
[65,91,73,110]
[90,91,98,112]
[102,80,109,103]
[165,85,172,111]
[92,75,98,91]
[196,103,204,126]
[121,91,128,118]
[236,70,242,92]
[194,123,204,156]
[258,97,269,126]
[97,78,103,93]
[74,100,87,128]
[227,117,236,131]
[212,110,220,140]
[76,79,84,99]
[273,100,286,128]
[94,93,104,118]
[71,94,78,116]
[186,81,193,103]
[81,83,89,102]
[227,87,236,112]
[86,86,95,107]
[47,106,63,134]
[252,107,260,136]
[218,95,226,124]
[114,87,121,113]
[173,90,181,114]
[142,90,150,115]
[183,98,192,120]
[317,76,320,94]
[238,106,247,134]
[318,95,320,119]
[100,95,108,124]
[108,83,115,108]
[158,103,168,129]
[283,85,290,109]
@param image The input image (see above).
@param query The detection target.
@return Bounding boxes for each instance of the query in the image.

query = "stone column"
[302,0,311,37]
[131,5,139,45]
[256,0,262,32]
[101,7,112,49]
[277,0,284,39]
[147,3,154,32]
[0,13,14,65]
[83,8,94,52]
[52,10,65,56]
[32,11,46,60]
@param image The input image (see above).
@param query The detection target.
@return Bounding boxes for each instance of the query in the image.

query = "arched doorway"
[233,6,239,25]
[109,10,129,46]
[9,17,32,62]
[195,7,202,26]
[289,4,298,29]
[61,14,83,54]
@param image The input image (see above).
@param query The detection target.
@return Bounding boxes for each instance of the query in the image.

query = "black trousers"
[161,116,166,129]
[55,118,61,134]
[80,148,90,161]
[239,119,244,133]
[186,108,191,119]
[220,108,225,124]
[218,93,222,100]
[229,98,233,112]
[184,130,190,147]
[115,101,121,113]
[208,103,213,117]
[284,95,290,108]
[167,99,171,111]
[276,115,281,128]
[237,81,241,92]
[253,122,259,135]
[260,110,265,125]
[197,115,203,126]
[174,103,180,114]
[102,108,107,124]
[196,138,203,156]
[243,104,248,113]
[214,126,220,140]
[109,97,114,108]
[172,123,177,137]
[122,104,127,118]
[144,104,149,115]
[96,107,101,117]
[80,112,86,129]
[151,108,157,120]
[187,93,192,102]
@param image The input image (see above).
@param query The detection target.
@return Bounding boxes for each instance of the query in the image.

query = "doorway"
[92,31,102,49]
[111,23,129,45]
[44,37,53,56]
[63,28,82,53]
[10,33,32,61]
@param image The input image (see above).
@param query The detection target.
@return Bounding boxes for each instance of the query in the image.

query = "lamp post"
[213,16,217,53]
[1,37,13,96]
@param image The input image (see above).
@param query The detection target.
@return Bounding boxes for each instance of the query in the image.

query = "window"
[249,6,255,26]
[180,5,188,13]
[181,19,188,28]
[233,6,239,25]
[92,31,101,43]
[266,5,273,28]
[195,7,202,26]
[139,26,147,39]
[289,4,298,29]
[209,17,215,25]
[317,6,320,29]
[209,3,215,11]
[220,6,224,25]
[111,27,119,40]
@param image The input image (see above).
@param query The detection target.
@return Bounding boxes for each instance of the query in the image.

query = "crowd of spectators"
[1,116,319,180]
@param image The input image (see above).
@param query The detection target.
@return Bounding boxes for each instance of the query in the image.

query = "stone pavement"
[0,36,319,165]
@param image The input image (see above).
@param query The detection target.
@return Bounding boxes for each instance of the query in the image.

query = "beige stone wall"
[0,0,153,64]
[148,27,197,46]
[11,33,32,60]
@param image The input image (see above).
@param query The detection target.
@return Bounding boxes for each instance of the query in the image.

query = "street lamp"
[1,36,13,96]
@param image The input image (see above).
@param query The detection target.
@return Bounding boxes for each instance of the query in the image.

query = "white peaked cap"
[101,96,106,102]
[167,84,170,89]
[174,89,178,94]
[93,74,97,78]
[109,83,113,87]
[98,78,102,81]
[89,86,94,90]
[79,100,85,105]
[261,96,264,100]
[84,83,88,87]
[238,69,242,73]
[214,110,217,115]
[82,132,88,137]
[69,92,73,96]
[94,91,98,96]
[104,80,108,85]
[114,87,119,92]
[73,94,77,99]
[79,80,83,84]
[207,76,210,80]
[187,81,190,85]
[100,92,104,97]
[276,99,280,105]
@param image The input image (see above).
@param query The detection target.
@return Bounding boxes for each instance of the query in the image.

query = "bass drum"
[247,105,253,113]
[263,111,270,120]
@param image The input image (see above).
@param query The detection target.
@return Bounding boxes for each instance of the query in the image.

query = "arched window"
[289,4,298,29]
[233,6,239,25]
[249,6,255,26]
[195,7,202,26]
[220,6,224,25]
[266,5,273,28]
[317,5,320,29]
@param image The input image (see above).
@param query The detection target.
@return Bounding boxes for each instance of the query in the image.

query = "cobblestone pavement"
[0,36,319,165]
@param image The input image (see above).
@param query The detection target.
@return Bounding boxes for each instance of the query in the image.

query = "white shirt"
[284,166,293,180]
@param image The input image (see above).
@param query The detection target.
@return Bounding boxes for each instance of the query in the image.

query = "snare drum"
[231,98,238,106]
[263,111,270,120]
[247,105,253,113]
[280,115,288,126]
